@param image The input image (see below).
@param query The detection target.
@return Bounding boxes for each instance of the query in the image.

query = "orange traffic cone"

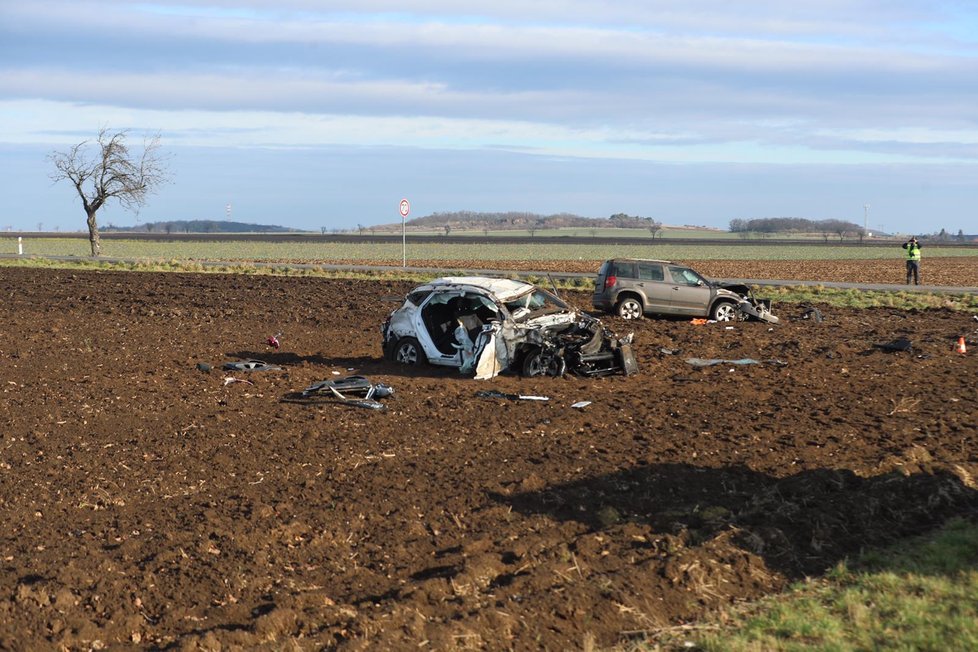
[955,336,967,354]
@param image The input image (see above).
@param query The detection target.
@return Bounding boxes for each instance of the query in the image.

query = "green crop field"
[3,237,977,263]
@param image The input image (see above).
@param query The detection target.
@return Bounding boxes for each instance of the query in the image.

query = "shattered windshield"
[503,289,569,320]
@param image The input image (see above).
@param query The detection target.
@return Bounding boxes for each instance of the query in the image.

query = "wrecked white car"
[382,277,637,379]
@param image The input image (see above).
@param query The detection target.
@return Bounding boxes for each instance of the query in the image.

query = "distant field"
[4,237,976,263]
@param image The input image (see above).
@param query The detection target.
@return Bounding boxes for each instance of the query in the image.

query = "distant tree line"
[403,211,661,234]
[104,220,296,234]
[729,217,865,241]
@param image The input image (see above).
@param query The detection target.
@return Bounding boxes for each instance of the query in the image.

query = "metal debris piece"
[223,359,283,372]
[571,401,592,409]
[296,375,394,410]
[475,390,550,401]
[223,376,255,386]
[685,358,787,367]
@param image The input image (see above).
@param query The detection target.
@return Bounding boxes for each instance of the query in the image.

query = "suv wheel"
[711,301,739,322]
[393,337,426,365]
[616,297,643,320]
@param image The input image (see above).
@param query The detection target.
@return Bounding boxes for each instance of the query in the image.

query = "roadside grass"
[644,517,978,652]
[2,257,976,311]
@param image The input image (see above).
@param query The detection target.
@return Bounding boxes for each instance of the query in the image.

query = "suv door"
[666,266,712,315]
[636,261,673,314]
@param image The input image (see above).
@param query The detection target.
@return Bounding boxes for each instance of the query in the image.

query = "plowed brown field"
[1,267,976,650]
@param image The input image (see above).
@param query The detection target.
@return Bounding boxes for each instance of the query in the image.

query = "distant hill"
[374,211,663,232]
[104,220,297,234]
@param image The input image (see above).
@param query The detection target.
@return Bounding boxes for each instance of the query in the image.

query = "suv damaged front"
[713,283,780,324]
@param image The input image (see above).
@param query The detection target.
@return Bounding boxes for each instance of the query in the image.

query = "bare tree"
[648,220,662,240]
[49,128,168,256]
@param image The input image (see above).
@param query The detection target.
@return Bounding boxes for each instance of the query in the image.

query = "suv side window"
[638,263,664,281]
[669,266,702,285]
[612,261,636,278]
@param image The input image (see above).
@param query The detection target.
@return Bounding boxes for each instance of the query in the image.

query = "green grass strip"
[665,518,978,652]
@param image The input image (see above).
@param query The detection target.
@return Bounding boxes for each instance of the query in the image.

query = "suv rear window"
[611,261,636,278]
[638,262,664,281]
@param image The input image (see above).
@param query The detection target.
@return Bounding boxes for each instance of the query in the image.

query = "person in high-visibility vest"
[902,236,921,285]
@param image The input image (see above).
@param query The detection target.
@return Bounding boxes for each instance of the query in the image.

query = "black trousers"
[906,259,920,285]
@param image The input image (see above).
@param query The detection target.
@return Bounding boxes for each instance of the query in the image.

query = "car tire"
[521,349,565,377]
[711,301,739,322]
[616,297,643,320]
[393,337,426,365]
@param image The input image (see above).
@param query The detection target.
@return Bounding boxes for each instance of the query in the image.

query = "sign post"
[399,198,410,267]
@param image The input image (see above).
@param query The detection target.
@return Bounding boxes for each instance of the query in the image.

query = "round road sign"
[399,198,410,218]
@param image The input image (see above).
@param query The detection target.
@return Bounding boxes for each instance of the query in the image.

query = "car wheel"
[711,301,739,322]
[521,349,566,377]
[393,337,426,365]
[616,297,643,320]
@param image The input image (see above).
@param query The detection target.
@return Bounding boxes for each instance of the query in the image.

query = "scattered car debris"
[266,332,283,349]
[800,305,824,323]
[196,362,212,373]
[302,375,394,400]
[223,359,283,372]
[475,390,550,401]
[382,277,637,379]
[660,347,682,356]
[285,375,394,410]
[685,358,787,367]
[223,376,254,386]
[570,401,592,409]
[874,338,913,353]
[591,258,780,323]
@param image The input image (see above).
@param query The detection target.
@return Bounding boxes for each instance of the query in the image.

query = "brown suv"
[591,258,779,323]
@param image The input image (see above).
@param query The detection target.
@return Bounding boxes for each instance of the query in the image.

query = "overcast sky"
[2,0,977,234]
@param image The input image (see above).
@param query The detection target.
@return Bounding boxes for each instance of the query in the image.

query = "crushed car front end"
[714,284,780,324]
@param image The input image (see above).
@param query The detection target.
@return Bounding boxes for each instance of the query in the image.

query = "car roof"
[608,258,674,264]
[426,276,535,302]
